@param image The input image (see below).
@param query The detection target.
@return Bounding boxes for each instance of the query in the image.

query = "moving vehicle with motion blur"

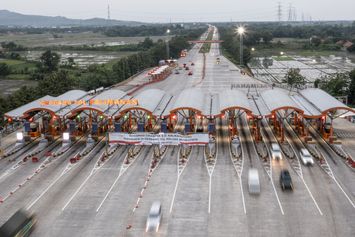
[146,201,162,233]
[271,143,282,160]
[280,169,293,191]
[0,209,37,237]
[248,168,260,194]
[299,148,314,166]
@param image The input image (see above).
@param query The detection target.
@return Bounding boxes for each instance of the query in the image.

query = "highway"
[0,26,354,237]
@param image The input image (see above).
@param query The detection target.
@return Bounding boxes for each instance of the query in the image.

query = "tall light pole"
[166,29,170,60]
[237,26,245,66]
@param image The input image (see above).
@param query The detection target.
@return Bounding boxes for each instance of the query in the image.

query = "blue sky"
[0,0,354,22]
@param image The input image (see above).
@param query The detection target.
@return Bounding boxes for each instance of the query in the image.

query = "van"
[248,168,260,194]
[146,201,162,232]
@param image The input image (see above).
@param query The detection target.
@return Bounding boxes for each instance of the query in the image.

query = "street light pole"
[240,33,243,66]
[237,26,245,67]
[166,29,170,60]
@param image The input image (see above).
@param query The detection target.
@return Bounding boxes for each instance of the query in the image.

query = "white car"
[271,143,282,160]
[299,148,314,165]
[146,201,162,232]
[248,168,260,194]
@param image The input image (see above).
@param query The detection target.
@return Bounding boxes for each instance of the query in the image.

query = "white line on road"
[269,158,285,215]
[208,176,212,213]
[26,169,67,210]
[239,177,246,214]
[332,176,355,209]
[96,152,132,212]
[320,150,355,209]
[61,150,105,211]
[301,177,323,215]
[169,174,180,213]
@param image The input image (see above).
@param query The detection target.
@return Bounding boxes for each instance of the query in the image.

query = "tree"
[0,63,10,76]
[139,37,154,50]
[260,31,273,44]
[319,73,349,97]
[37,70,73,96]
[310,36,322,47]
[39,50,60,72]
[283,68,306,90]
[348,69,355,104]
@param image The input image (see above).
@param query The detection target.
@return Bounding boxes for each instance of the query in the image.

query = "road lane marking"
[284,131,323,215]
[301,177,323,215]
[96,157,127,212]
[61,149,106,211]
[239,177,246,214]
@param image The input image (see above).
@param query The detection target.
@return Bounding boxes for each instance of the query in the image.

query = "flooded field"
[0,79,38,96]
[249,55,355,84]
[0,32,169,47]
[21,50,136,67]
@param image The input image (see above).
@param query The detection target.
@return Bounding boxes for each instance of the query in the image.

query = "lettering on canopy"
[109,132,209,146]
[40,99,139,106]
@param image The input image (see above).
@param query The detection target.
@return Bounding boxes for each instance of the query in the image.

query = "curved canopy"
[169,88,205,114]
[71,89,126,116]
[300,88,355,115]
[218,90,252,114]
[116,89,167,118]
[261,89,304,116]
[5,90,87,119]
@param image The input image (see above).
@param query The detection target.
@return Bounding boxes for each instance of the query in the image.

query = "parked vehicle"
[188,71,193,76]
[280,169,293,190]
[299,148,314,165]
[146,201,162,233]
[248,168,260,194]
[271,143,282,160]
[0,209,37,237]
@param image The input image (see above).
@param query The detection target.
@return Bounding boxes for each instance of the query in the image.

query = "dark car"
[191,62,195,66]
[280,169,293,190]
[185,66,189,70]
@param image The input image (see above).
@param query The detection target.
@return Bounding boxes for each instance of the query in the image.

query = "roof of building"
[115,88,167,118]
[169,88,205,114]
[218,90,253,115]
[71,88,126,117]
[299,88,355,115]
[260,88,304,116]
[5,90,87,119]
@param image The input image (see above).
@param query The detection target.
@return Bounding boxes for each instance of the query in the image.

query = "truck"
[0,209,37,237]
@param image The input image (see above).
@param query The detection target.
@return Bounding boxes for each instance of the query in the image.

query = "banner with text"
[109,132,209,146]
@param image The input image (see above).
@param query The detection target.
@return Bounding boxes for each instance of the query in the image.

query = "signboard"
[109,132,209,146]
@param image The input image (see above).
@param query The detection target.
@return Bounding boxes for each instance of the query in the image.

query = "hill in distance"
[0,10,144,27]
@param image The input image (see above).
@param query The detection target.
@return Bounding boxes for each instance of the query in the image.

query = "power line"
[288,3,293,21]
[277,2,282,22]
[107,2,111,20]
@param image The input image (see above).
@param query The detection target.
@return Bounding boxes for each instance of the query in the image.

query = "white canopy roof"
[5,90,87,119]
[261,89,304,115]
[299,88,354,114]
[218,90,253,114]
[169,88,205,114]
[115,88,167,118]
